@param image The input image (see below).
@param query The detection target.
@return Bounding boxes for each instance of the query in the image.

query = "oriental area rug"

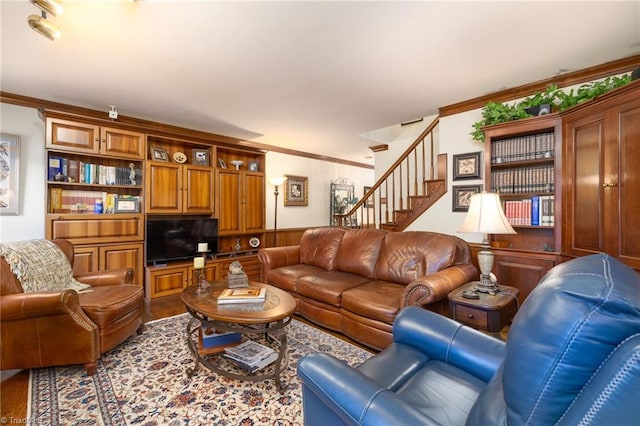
[28,314,373,425]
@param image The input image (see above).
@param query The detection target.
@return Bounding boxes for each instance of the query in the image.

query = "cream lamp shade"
[269,176,285,187]
[458,192,516,292]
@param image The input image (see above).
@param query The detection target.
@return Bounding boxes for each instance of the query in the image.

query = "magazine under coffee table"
[181,281,296,393]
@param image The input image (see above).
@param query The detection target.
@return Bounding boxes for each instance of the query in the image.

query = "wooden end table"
[181,281,296,393]
[447,282,520,337]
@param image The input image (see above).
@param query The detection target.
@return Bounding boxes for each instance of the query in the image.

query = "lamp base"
[473,275,500,294]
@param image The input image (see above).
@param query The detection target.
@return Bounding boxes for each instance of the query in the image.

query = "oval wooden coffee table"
[181,281,296,393]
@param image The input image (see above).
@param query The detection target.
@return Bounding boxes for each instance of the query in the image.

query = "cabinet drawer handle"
[467,313,474,319]
[602,182,617,188]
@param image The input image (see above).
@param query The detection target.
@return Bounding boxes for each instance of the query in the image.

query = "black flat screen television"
[146,218,218,265]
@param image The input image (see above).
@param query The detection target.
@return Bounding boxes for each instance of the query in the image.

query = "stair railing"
[334,116,445,230]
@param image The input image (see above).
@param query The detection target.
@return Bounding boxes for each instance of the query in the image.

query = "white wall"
[0,104,46,242]
[265,151,374,228]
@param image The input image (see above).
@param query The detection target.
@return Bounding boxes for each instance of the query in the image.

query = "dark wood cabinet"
[563,81,640,269]
[145,161,213,214]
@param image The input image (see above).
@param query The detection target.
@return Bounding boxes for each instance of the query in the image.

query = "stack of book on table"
[223,340,278,373]
[199,322,242,349]
[217,287,266,304]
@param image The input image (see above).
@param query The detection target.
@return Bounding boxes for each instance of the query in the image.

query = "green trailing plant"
[471,74,633,142]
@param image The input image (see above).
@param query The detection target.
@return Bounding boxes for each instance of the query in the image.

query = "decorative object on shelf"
[173,151,187,164]
[128,163,137,185]
[452,184,483,212]
[230,160,244,170]
[0,133,20,215]
[150,147,169,162]
[114,197,140,213]
[234,237,242,251]
[27,0,62,41]
[330,178,354,226]
[269,176,285,247]
[192,148,209,166]
[217,158,227,168]
[284,175,308,207]
[227,260,249,289]
[457,192,516,293]
[249,237,260,248]
[453,151,482,180]
[248,161,259,172]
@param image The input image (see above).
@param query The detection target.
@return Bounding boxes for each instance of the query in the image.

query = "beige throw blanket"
[0,239,90,293]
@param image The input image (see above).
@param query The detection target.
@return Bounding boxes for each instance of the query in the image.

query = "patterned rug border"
[28,314,373,425]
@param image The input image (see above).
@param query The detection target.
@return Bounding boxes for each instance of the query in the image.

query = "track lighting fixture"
[27,0,62,41]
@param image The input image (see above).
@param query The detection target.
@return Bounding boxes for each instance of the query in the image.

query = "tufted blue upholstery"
[297,254,640,425]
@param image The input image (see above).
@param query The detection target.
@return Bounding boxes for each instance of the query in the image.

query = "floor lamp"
[270,176,285,247]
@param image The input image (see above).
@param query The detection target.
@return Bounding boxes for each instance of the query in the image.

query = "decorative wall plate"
[173,151,187,163]
[249,237,261,248]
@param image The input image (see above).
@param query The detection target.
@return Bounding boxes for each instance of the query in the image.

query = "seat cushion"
[341,280,405,324]
[296,271,370,306]
[79,284,143,328]
[333,229,387,278]
[266,264,326,292]
[299,227,346,270]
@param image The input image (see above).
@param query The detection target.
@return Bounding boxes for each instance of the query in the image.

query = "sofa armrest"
[258,245,300,278]
[298,353,439,426]
[1,290,86,321]
[75,268,134,286]
[402,263,477,306]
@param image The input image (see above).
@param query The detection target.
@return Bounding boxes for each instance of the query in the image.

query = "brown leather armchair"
[1,239,144,375]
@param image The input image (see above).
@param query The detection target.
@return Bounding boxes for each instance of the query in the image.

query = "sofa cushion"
[375,231,459,283]
[296,270,370,306]
[299,227,346,271]
[334,229,387,278]
[265,264,326,292]
[79,284,143,328]
[341,280,405,324]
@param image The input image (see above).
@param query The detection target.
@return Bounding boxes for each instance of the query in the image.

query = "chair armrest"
[402,263,477,306]
[298,353,440,426]
[75,268,134,286]
[393,306,505,382]
[0,290,84,320]
[258,245,300,278]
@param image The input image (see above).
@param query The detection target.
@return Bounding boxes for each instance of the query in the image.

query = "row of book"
[49,188,141,213]
[491,132,555,164]
[48,156,142,186]
[491,165,555,195]
[503,195,555,227]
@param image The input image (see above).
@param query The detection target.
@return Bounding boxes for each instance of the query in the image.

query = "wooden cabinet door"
[72,246,99,275]
[184,166,213,213]
[492,251,556,304]
[243,172,265,233]
[100,127,145,159]
[146,266,189,299]
[216,169,241,234]
[100,243,144,286]
[146,162,182,213]
[46,118,100,154]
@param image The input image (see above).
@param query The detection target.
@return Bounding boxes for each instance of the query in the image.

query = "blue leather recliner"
[297,254,640,425]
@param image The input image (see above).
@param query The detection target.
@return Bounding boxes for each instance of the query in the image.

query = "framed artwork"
[114,197,140,213]
[453,151,482,180]
[217,158,227,169]
[363,186,374,208]
[248,161,259,172]
[0,133,20,215]
[452,184,483,212]
[192,148,209,166]
[284,175,308,206]
[150,147,169,162]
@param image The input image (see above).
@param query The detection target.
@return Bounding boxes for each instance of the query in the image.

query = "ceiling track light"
[28,12,61,41]
[30,0,63,16]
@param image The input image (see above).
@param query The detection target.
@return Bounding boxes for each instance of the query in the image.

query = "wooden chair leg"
[137,324,145,335]
[84,362,97,376]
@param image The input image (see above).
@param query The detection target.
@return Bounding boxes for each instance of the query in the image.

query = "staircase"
[334,116,447,231]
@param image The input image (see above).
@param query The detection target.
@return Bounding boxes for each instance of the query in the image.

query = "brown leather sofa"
[258,227,476,350]
[0,239,144,375]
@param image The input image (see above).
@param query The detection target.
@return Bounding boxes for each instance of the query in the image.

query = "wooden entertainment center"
[43,111,266,301]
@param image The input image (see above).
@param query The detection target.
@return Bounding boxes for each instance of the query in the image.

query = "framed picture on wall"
[0,133,20,215]
[284,175,308,206]
[452,184,482,212]
[150,146,169,162]
[453,151,482,180]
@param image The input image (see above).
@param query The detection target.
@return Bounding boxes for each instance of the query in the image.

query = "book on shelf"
[223,339,277,372]
[199,322,241,349]
[217,287,266,304]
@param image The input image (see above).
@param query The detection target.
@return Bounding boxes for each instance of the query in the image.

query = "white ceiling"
[1,1,639,164]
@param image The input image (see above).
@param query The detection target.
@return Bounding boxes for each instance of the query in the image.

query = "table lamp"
[457,192,516,293]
